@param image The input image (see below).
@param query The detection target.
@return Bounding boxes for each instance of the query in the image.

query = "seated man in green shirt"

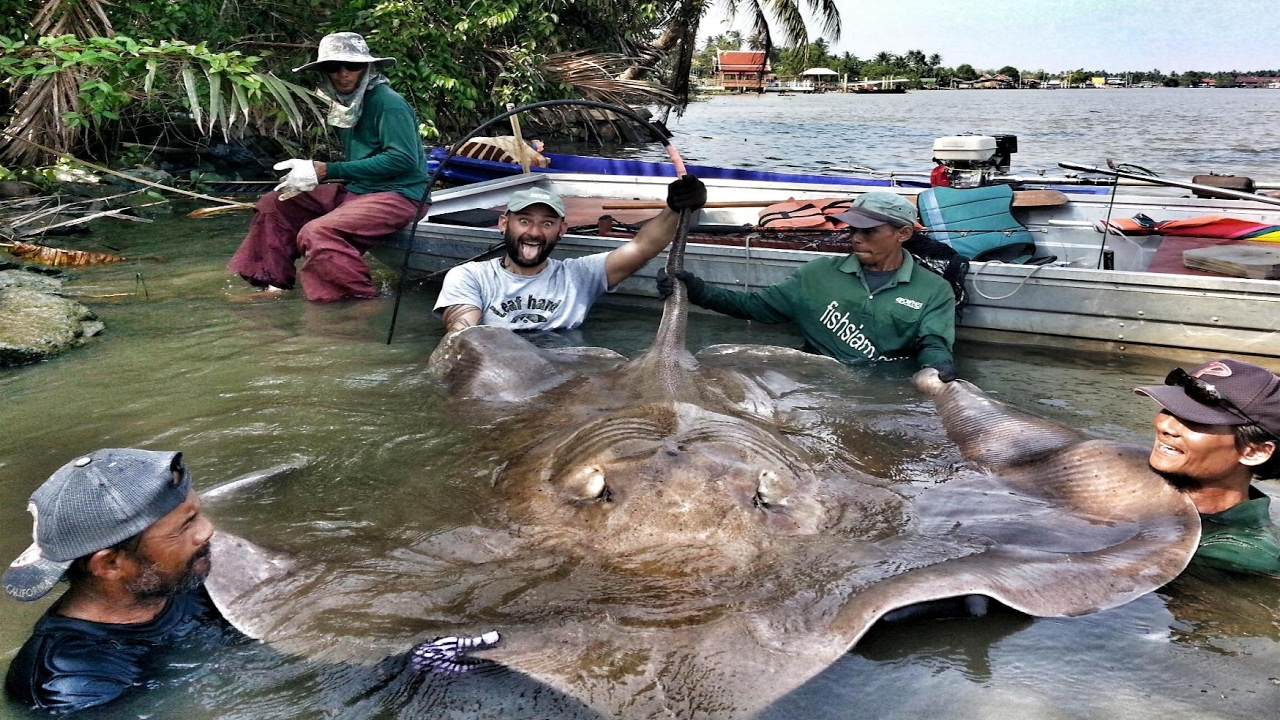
[228,32,428,302]
[659,192,957,377]
[1136,358,1280,576]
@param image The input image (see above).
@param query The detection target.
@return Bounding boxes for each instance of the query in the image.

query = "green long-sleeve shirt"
[325,83,428,201]
[692,251,955,368]
[1195,486,1280,577]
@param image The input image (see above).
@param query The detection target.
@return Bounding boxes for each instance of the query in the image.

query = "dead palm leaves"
[1,241,128,266]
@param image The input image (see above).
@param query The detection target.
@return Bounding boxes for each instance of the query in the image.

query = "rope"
[969,260,1050,301]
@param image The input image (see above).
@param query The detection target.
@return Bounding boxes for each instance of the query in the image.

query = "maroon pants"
[228,185,419,302]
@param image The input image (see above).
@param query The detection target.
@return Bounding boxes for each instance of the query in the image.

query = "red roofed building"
[1236,76,1280,88]
[714,50,772,92]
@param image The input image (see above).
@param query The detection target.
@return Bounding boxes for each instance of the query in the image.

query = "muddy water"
[2,119,1279,718]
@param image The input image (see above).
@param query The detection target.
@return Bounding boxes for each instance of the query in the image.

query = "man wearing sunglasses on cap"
[1135,359,1280,576]
[228,32,428,302]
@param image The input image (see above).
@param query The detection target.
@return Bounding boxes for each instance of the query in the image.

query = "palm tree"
[904,49,927,72]
[873,51,894,66]
[928,53,942,68]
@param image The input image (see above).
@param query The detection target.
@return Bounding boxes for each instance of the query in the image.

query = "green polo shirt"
[1195,486,1280,577]
[325,83,428,202]
[692,250,955,367]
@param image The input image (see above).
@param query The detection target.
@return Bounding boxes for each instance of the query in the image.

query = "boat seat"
[916,185,1036,263]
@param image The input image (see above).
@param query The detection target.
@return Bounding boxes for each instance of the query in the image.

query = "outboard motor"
[931,134,1017,188]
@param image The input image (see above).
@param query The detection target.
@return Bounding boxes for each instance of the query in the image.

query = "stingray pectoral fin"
[206,531,300,641]
[199,457,310,503]
[830,441,1201,649]
[427,326,624,402]
[474,617,851,720]
[913,368,1089,467]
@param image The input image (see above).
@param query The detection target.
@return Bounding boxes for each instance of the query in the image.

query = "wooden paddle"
[602,189,1070,211]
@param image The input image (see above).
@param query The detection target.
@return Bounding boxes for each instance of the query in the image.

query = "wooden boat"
[372,172,1280,362]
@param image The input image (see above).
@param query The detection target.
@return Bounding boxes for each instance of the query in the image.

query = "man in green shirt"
[659,192,957,376]
[1136,359,1280,576]
[228,32,428,302]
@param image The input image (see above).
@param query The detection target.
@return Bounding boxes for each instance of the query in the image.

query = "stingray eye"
[753,470,787,510]
[562,466,611,503]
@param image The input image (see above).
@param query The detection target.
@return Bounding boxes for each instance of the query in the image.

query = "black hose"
[385,99,683,344]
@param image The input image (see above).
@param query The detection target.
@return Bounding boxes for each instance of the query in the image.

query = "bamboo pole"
[0,132,251,210]
[505,103,531,174]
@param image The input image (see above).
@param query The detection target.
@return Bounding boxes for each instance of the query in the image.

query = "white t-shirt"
[433,255,613,330]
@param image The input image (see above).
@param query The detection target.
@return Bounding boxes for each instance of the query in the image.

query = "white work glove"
[273,159,318,199]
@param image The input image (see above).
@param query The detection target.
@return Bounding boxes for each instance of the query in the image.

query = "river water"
[1,90,1278,718]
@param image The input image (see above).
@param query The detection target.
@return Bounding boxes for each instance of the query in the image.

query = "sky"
[701,0,1280,73]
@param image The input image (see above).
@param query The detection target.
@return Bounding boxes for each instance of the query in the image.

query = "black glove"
[655,268,706,302]
[666,174,707,212]
[929,362,959,383]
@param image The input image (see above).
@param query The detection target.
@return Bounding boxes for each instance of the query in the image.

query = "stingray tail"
[629,208,698,394]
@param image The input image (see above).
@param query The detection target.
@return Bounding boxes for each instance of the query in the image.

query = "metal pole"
[1058,162,1280,208]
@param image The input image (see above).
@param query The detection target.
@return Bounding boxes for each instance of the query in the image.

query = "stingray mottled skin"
[206,250,1199,718]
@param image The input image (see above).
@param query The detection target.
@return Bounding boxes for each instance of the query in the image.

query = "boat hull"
[374,173,1280,363]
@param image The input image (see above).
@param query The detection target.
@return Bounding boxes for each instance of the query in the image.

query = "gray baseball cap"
[294,32,396,73]
[830,192,919,229]
[506,187,566,217]
[4,449,190,601]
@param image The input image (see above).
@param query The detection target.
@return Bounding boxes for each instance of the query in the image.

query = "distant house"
[955,73,1015,89]
[1199,77,1217,88]
[1236,76,1280,88]
[713,51,771,93]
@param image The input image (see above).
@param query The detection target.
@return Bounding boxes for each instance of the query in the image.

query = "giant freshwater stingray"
[205,229,1201,718]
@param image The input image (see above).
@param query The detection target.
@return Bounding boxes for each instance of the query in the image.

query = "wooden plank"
[1183,245,1280,279]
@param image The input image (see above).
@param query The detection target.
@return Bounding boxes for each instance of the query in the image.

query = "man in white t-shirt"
[433,175,706,332]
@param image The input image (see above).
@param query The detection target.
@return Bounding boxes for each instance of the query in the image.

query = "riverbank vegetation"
[0,0,848,187]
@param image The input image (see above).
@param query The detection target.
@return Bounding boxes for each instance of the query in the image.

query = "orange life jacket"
[757,198,854,229]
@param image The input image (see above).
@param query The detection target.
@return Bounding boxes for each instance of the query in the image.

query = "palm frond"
[542,51,674,105]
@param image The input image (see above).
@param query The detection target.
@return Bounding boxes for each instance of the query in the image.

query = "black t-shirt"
[4,585,238,715]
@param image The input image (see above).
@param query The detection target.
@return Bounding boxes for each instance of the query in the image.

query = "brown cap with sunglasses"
[1135,359,1280,437]
[293,32,395,73]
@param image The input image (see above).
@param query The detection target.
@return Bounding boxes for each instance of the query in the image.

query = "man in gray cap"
[228,32,428,302]
[3,449,510,713]
[435,176,707,331]
[3,449,225,714]
[658,191,957,376]
[1136,359,1280,576]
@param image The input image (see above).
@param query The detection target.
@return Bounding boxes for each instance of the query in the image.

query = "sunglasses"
[318,61,368,73]
[1164,367,1257,425]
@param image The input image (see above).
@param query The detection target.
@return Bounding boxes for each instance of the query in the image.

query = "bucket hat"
[1136,359,1280,437]
[294,32,396,73]
[4,449,190,601]
[830,192,919,229]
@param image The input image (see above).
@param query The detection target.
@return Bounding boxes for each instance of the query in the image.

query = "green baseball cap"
[505,187,565,217]
[831,192,918,229]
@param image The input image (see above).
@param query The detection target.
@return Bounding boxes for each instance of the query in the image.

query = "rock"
[0,181,33,198]
[0,271,102,367]
[114,167,175,190]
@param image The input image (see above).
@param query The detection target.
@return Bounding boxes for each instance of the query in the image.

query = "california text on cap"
[3,449,190,601]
